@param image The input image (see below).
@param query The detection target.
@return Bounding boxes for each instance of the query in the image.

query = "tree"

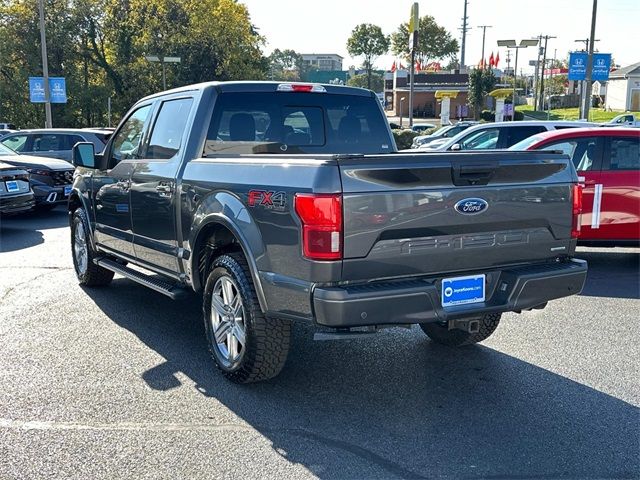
[268,49,303,81]
[0,0,268,129]
[346,24,389,90]
[467,68,497,119]
[347,72,384,92]
[390,15,458,65]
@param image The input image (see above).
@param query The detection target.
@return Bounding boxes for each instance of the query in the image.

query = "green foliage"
[467,68,497,120]
[347,73,384,92]
[391,129,419,150]
[390,15,458,64]
[0,0,268,128]
[268,49,303,81]
[347,23,389,90]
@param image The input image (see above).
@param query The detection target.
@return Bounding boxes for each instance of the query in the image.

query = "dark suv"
[0,128,110,162]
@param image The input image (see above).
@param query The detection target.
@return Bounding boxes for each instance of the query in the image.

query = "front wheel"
[71,208,114,287]
[203,253,291,383]
[419,313,501,347]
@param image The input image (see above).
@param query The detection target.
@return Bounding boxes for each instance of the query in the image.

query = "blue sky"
[241,0,639,72]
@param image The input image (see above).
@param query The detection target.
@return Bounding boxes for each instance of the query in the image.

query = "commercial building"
[385,70,470,119]
[604,62,640,111]
[301,54,343,72]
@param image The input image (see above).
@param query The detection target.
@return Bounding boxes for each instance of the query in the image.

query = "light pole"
[399,97,406,128]
[145,55,181,90]
[582,0,598,120]
[497,39,538,120]
[37,0,52,128]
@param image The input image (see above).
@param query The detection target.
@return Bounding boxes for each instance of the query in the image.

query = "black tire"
[71,207,114,287]
[419,313,501,347]
[203,252,291,384]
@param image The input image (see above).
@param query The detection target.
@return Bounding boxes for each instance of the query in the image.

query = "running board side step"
[95,258,190,300]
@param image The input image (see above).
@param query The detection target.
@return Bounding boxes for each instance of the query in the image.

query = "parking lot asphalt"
[0,206,638,479]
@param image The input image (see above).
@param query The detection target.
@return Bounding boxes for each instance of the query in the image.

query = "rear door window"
[607,137,640,170]
[458,128,500,150]
[506,126,547,146]
[32,134,64,152]
[147,98,194,160]
[205,91,390,155]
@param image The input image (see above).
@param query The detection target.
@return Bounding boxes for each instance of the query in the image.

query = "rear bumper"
[312,259,588,327]
[0,192,35,214]
[33,184,71,205]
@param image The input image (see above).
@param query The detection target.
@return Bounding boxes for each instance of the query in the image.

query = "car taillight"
[294,193,342,260]
[571,184,583,239]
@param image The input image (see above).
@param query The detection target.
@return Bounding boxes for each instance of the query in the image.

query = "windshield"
[509,134,545,151]
[0,143,17,156]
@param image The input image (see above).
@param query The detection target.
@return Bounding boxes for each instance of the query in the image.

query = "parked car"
[0,161,35,215]
[413,121,595,152]
[410,123,437,133]
[0,129,17,138]
[67,81,586,383]
[0,122,17,130]
[510,127,640,247]
[0,128,111,162]
[411,121,479,149]
[0,143,75,210]
[606,114,640,128]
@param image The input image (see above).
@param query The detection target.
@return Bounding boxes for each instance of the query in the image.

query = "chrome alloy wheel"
[210,275,246,367]
[74,219,88,274]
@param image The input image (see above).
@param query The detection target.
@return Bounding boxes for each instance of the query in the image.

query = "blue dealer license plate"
[64,185,72,196]
[441,274,485,307]
[5,181,19,193]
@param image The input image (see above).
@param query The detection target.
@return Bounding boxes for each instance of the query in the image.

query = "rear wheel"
[420,313,501,347]
[71,208,114,286]
[203,252,291,383]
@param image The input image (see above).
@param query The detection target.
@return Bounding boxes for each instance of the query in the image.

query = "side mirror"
[72,142,96,168]
[450,143,462,151]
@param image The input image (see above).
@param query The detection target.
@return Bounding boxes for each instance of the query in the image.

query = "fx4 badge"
[248,190,287,210]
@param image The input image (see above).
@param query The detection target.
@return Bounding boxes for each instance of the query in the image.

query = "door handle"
[156,185,172,193]
[583,180,596,186]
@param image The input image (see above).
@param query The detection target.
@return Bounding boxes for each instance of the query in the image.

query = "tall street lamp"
[497,39,538,120]
[145,55,181,90]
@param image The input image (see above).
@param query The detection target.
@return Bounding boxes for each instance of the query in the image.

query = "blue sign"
[29,77,47,103]
[28,77,67,103]
[442,274,486,307]
[591,54,612,81]
[568,52,588,80]
[568,52,611,81]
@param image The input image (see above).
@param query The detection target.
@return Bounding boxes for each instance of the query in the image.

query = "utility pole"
[537,35,556,110]
[575,37,600,117]
[533,35,543,111]
[582,0,598,120]
[37,0,52,128]
[505,50,511,76]
[478,25,493,65]
[460,0,469,68]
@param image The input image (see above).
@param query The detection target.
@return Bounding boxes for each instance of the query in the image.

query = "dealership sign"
[29,77,67,103]
[568,53,612,81]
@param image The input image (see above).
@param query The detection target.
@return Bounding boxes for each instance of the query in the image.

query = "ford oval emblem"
[454,198,488,215]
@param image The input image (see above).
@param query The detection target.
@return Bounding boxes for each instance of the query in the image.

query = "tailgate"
[339,151,577,282]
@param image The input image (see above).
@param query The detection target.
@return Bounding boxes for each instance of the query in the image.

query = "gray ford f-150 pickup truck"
[68,81,587,383]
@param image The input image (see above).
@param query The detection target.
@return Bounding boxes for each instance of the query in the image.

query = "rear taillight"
[294,193,342,260]
[571,184,583,238]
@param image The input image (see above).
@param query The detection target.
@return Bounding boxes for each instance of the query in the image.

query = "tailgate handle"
[452,164,496,186]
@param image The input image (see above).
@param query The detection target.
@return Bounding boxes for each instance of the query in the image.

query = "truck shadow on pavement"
[576,249,639,299]
[0,207,68,252]
[86,278,639,479]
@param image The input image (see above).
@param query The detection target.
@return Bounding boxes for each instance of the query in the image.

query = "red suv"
[511,127,640,247]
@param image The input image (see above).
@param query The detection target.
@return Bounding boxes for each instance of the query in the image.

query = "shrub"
[392,129,420,150]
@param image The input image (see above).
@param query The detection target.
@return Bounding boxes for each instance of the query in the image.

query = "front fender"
[188,191,269,310]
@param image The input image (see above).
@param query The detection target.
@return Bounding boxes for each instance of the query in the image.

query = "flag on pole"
[495,51,500,67]
[391,61,397,72]
[489,52,495,67]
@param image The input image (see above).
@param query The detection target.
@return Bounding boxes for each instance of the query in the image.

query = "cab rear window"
[204,92,391,155]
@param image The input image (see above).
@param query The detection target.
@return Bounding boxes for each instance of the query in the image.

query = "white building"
[301,54,343,71]
[604,62,640,111]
